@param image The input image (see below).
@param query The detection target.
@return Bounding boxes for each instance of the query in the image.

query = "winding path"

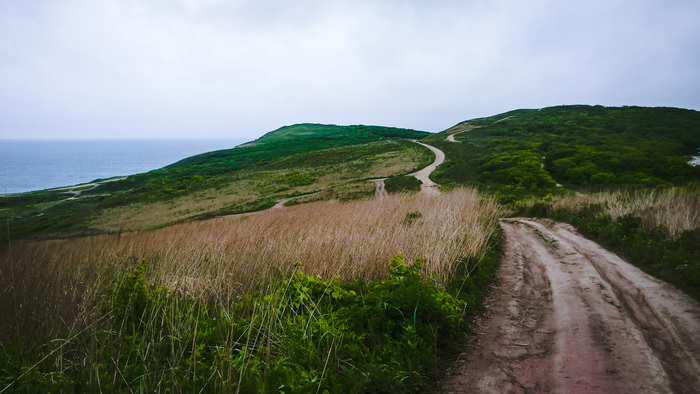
[55,177,127,200]
[368,141,445,197]
[409,141,444,196]
[444,121,479,143]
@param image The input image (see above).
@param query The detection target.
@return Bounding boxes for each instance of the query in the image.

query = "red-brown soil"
[441,219,700,393]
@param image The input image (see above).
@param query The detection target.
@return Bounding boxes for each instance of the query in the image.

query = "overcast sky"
[2,0,699,140]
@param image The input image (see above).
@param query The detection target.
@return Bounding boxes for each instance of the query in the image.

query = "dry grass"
[1,188,505,341]
[90,148,427,233]
[550,187,700,237]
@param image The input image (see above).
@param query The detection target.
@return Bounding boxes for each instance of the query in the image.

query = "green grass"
[385,175,422,193]
[0,243,503,392]
[426,105,700,202]
[0,126,431,242]
[162,124,429,176]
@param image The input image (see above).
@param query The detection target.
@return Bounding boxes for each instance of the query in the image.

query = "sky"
[1,0,699,140]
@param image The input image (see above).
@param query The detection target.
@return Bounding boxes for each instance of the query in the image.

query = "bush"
[2,254,486,392]
[385,175,422,193]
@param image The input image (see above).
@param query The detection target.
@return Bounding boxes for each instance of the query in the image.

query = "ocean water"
[0,139,245,194]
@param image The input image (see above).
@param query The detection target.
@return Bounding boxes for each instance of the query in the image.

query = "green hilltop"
[0,124,432,240]
[2,106,699,241]
[160,123,428,176]
[424,105,700,203]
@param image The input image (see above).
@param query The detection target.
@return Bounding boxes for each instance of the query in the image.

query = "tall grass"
[1,188,504,348]
[521,186,700,301]
[548,187,700,237]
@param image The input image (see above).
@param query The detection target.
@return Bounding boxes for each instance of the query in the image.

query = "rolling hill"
[0,124,432,240]
[425,105,700,203]
[2,106,699,241]
[1,105,699,392]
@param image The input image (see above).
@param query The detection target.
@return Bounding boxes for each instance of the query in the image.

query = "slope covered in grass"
[162,123,428,176]
[0,189,505,392]
[426,105,700,202]
[0,124,431,240]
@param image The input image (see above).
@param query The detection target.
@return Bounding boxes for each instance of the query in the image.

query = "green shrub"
[3,252,497,392]
[385,175,422,193]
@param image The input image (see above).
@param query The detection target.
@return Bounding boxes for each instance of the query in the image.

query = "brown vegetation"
[548,187,700,237]
[90,143,428,233]
[1,188,505,342]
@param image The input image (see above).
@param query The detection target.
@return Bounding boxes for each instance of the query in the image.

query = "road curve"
[442,218,700,393]
[410,141,445,196]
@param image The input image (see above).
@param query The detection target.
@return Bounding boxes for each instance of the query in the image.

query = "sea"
[0,139,245,194]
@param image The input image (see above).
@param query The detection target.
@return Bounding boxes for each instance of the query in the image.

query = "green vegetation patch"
[164,124,429,177]
[385,175,422,193]
[0,249,504,392]
[1,129,431,241]
[426,105,700,202]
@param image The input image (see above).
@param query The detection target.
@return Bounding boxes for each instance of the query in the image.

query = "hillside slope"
[425,105,700,202]
[0,124,431,240]
[162,124,428,176]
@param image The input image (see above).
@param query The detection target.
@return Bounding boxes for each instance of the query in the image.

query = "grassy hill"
[0,124,431,240]
[425,105,700,203]
[162,123,429,176]
[1,106,699,392]
[4,107,699,240]
[426,106,700,302]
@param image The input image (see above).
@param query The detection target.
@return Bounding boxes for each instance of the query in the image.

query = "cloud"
[1,0,699,139]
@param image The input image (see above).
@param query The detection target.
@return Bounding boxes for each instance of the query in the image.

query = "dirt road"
[442,218,700,393]
[444,121,478,142]
[54,176,127,200]
[370,179,388,199]
[410,141,444,196]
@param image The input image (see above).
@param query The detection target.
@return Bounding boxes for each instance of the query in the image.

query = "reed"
[1,188,505,343]
[549,187,700,237]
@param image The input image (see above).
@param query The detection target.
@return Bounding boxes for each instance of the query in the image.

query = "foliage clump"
[385,175,422,193]
[1,252,494,392]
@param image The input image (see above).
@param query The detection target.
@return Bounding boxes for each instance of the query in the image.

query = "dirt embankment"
[442,219,700,393]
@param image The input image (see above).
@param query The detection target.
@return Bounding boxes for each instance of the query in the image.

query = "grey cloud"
[1,0,699,139]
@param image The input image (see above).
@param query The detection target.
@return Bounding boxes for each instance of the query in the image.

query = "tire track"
[442,218,700,393]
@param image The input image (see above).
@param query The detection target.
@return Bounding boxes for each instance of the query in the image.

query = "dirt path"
[410,141,444,196]
[444,121,479,143]
[370,179,388,199]
[271,191,322,209]
[55,176,127,200]
[441,218,700,393]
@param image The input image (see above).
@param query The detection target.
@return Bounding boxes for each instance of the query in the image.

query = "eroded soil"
[442,218,700,393]
[370,178,388,199]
